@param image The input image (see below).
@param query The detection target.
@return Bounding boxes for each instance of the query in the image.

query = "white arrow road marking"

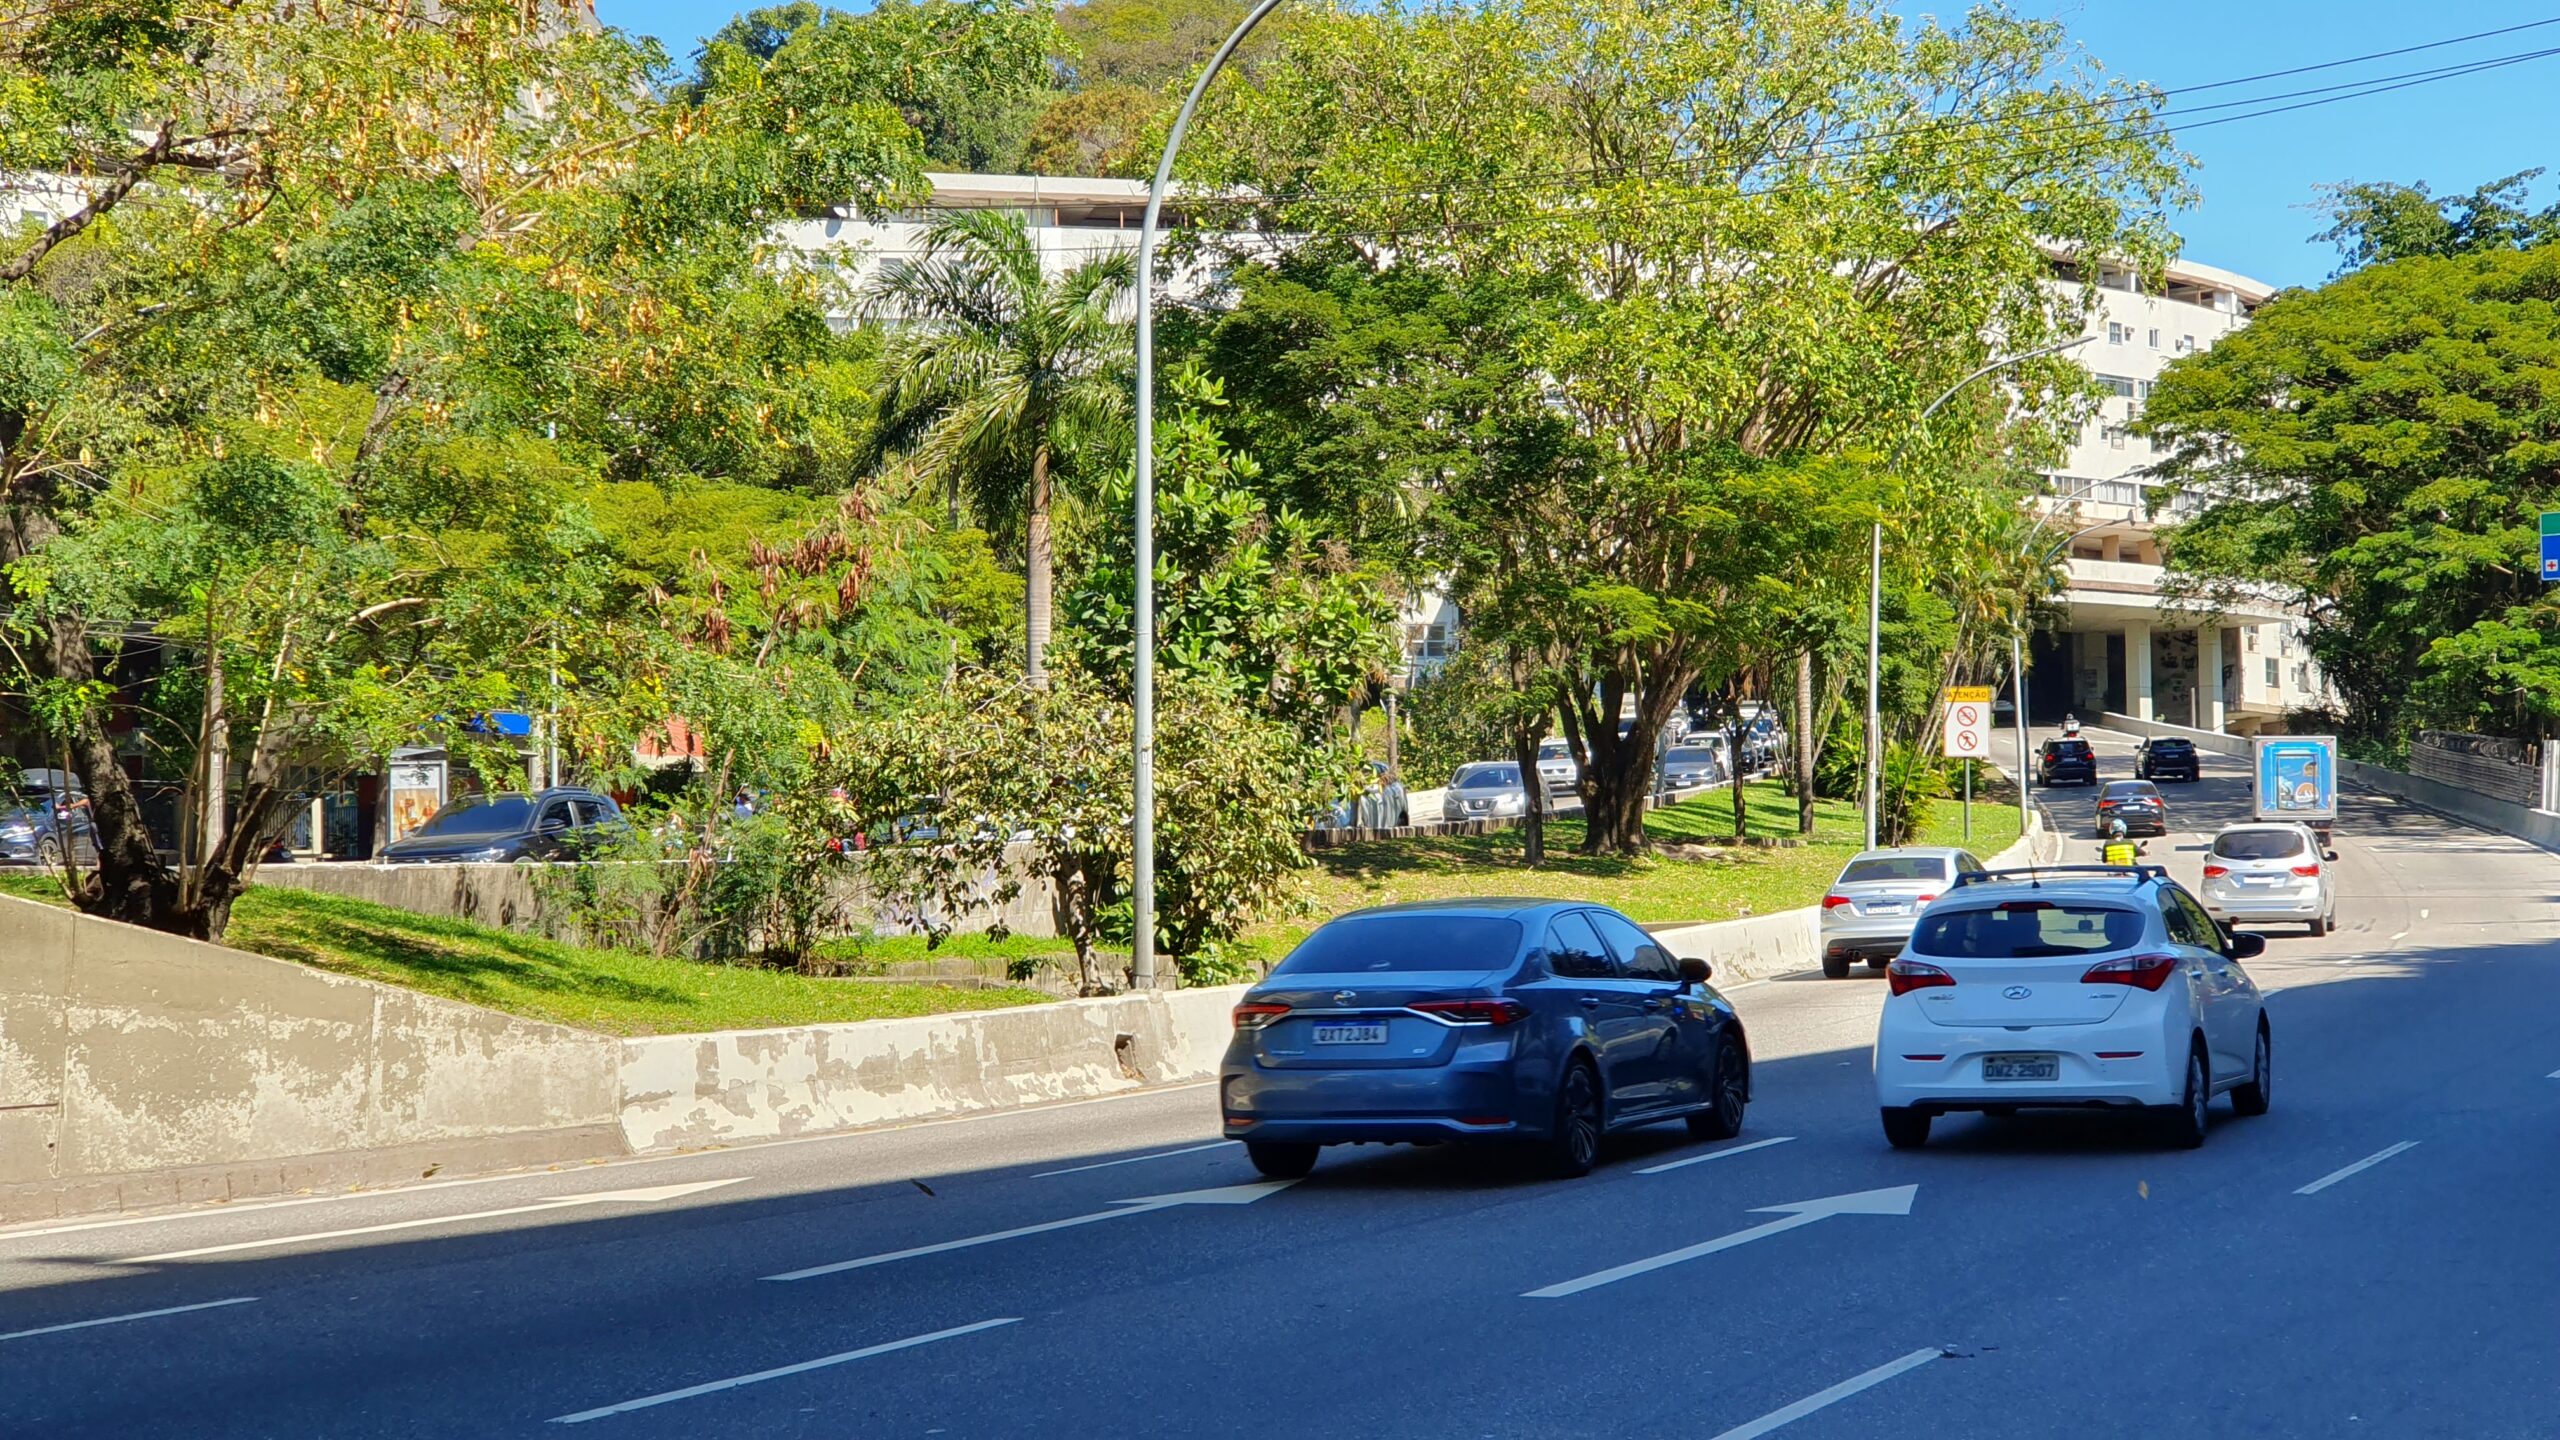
[1707,1348,1945,1440]
[2548,1068,2560,1080]
[1032,1142,1231,1179]
[765,1180,1298,1281]
[120,1179,750,1263]
[0,1296,258,1343]
[1636,1136,1796,1175]
[549,1317,1019,1424]
[2296,1141,2420,1196]
[1524,1185,1917,1299]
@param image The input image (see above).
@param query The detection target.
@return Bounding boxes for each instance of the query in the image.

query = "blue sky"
[593,0,2560,290]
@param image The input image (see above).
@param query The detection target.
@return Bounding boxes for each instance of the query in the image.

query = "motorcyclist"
[2100,817,2140,867]
[2062,712,2082,737]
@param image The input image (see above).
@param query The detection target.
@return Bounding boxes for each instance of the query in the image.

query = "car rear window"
[2050,741,2092,758]
[2102,782,2157,798]
[1838,857,1948,884]
[1911,902,2145,958]
[1271,915,1526,974]
[2151,740,2194,752]
[2213,829,2307,860]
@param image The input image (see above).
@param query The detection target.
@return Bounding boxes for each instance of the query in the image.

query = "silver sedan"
[1442,762,1531,822]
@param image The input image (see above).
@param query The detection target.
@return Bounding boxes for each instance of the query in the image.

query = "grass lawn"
[1261,778,2024,950]
[0,872,1053,1037]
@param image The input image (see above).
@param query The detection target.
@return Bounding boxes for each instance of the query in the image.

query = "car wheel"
[1543,1059,1605,1178]
[2307,911,2328,938]
[2158,1043,2210,1149]
[1821,952,1850,980]
[33,836,60,870]
[1395,808,1410,829]
[1880,1107,1931,1149]
[2231,1022,2271,1117]
[1865,956,1890,971]
[1244,1141,1320,1180]
[1688,1044,1747,1141]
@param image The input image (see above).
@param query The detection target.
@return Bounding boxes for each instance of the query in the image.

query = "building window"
[2264,657,2279,689]
[2104,425,2128,450]
[2148,328,2162,349]
[2107,322,2130,344]
[2177,334,2196,355]
[2096,374,2138,398]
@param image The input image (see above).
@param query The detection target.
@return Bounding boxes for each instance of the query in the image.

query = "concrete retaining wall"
[2097,712,2251,760]
[2339,757,2560,855]
[0,894,625,1224]
[616,984,1246,1152]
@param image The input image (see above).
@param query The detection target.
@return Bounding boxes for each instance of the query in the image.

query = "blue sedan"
[1221,898,1751,1179]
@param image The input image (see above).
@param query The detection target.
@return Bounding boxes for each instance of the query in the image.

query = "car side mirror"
[1677,957,1713,985]
[2228,932,2266,960]
[539,816,569,834]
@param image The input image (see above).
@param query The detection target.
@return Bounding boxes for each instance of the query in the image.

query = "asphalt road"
[6,727,2558,1438]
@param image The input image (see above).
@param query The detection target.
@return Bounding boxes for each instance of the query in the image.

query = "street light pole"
[1864,333,2094,850]
[1131,0,1286,989]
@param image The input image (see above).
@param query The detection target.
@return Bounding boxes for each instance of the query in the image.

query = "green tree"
[2142,243,2560,747]
[869,209,1135,685]
[1182,0,2184,852]
[1018,84,1162,177]
[2313,169,2560,273]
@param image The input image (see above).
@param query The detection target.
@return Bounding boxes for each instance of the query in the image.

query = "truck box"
[2253,735,2337,841]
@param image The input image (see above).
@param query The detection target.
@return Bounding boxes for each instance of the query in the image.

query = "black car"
[2093,779,2170,837]
[0,768,98,868]
[2136,737,2200,782]
[379,787,629,863]
[2036,737,2098,787]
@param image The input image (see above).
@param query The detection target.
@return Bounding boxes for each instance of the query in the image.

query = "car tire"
[33,836,60,870]
[1821,952,1850,980]
[2157,1043,2210,1149]
[2231,1022,2271,1117]
[1543,1059,1605,1178]
[1880,1107,1931,1149]
[1244,1141,1320,1180]
[1688,1044,1748,1141]
[1865,956,1890,970]
[2307,912,2328,938]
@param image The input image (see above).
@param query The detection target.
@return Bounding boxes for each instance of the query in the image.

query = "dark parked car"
[1221,899,1752,1179]
[379,787,629,863]
[2136,737,2200,782]
[2094,778,2170,837]
[0,768,97,868]
[2037,737,2098,787]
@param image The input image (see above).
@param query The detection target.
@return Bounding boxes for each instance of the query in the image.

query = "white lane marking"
[0,1295,258,1343]
[2388,931,2408,942]
[766,1180,1297,1281]
[2547,1068,2560,1080]
[1524,1186,1916,1299]
[1636,1136,1797,1175]
[120,1179,749,1264]
[2295,1141,2421,1196]
[1708,1348,1945,1440]
[1031,1142,1231,1179]
[548,1317,1019,1424]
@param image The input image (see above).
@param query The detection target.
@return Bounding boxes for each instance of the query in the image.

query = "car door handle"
[1640,998,1666,1012]
[1578,996,1602,1009]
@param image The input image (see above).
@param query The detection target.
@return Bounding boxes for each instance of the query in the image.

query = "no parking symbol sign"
[1942,686,1994,759]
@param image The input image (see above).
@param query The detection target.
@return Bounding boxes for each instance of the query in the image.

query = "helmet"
[2108,818,2128,840]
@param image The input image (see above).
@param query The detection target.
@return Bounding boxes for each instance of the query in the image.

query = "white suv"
[2201,823,2335,936]
[1873,866,2270,1150]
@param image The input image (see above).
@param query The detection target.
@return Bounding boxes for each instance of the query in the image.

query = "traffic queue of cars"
[1223,723,2306,1176]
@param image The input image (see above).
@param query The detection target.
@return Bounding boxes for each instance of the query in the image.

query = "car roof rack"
[1950,864,2168,890]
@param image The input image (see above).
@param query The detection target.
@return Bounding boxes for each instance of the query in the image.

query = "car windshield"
[1455,765,1521,790]
[2214,828,2308,860]
[1666,747,1719,764]
[1838,856,1949,884]
[1270,915,1525,974]
[1912,901,2145,958]
[409,794,536,837]
[2103,782,2158,798]
[1538,743,1570,761]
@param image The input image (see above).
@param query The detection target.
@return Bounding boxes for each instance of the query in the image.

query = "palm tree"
[868,209,1134,685]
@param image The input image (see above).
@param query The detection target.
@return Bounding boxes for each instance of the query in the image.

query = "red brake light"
[2290,863,2320,877]
[1233,1002,1290,1031]
[1886,959,1954,996]
[2202,864,2229,878]
[1915,893,1938,904]
[1409,998,1530,1027]
[1822,894,1853,910]
[2081,953,2180,991]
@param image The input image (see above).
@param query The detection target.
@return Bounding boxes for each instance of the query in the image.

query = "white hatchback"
[2201,822,2335,936]
[1873,867,2271,1149]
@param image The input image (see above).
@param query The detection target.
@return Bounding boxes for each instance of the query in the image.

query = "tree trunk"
[1574,674,1689,856]
[1730,711,1749,840]
[1795,650,1817,836]
[192,607,229,911]
[1509,724,1546,867]
[1024,442,1054,686]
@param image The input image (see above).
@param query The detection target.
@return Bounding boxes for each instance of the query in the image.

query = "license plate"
[1312,1022,1388,1045]
[1867,902,1907,915]
[1983,1053,2059,1082]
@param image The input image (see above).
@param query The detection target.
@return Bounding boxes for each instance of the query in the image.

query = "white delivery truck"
[2252,734,2338,849]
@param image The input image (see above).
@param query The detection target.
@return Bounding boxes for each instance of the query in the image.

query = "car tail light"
[2202,864,2229,878]
[2081,953,2180,991]
[2291,863,2321,877]
[1886,959,1954,996]
[1233,1002,1290,1031]
[1915,893,1937,905]
[1409,998,1530,1027]
[1822,894,1853,910]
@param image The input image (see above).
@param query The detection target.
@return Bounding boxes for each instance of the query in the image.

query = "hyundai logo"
[2002,985,2034,1000]
[1333,991,1358,1006]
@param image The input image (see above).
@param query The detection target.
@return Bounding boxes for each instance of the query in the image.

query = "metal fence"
[2408,731,2544,810]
